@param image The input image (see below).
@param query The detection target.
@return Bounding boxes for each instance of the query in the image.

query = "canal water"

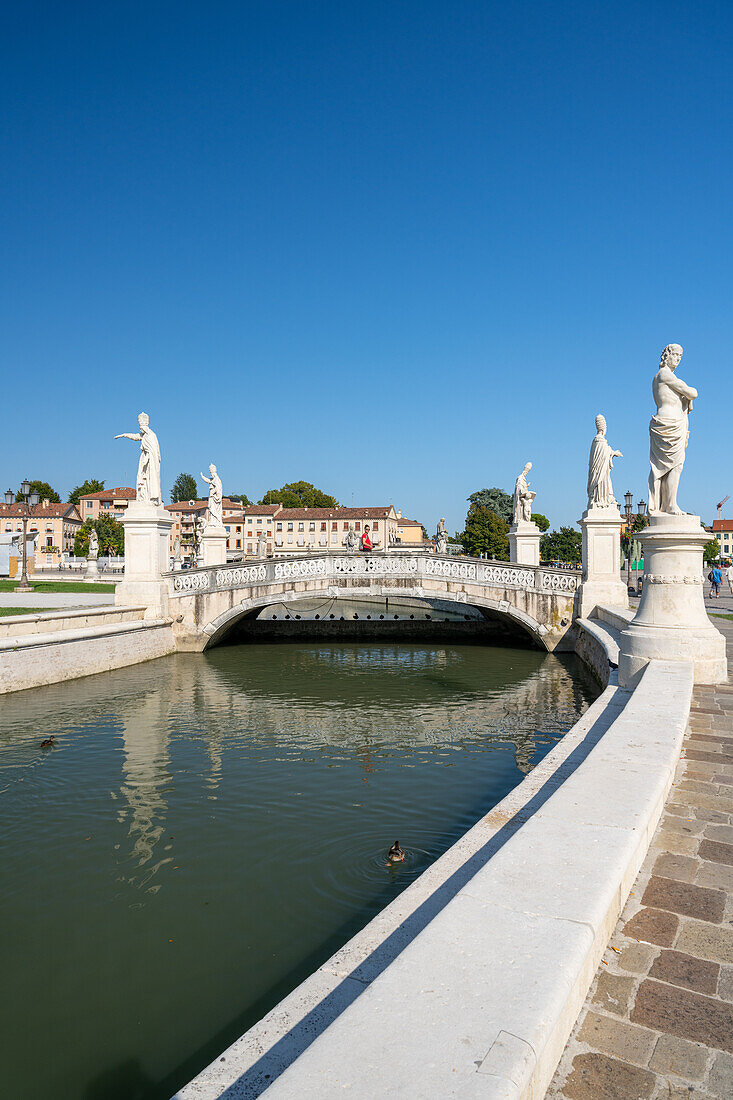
[0,642,598,1099]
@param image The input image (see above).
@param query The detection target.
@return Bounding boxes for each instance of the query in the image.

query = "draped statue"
[587,415,622,509]
[435,518,448,554]
[115,412,162,505]
[201,463,223,528]
[648,344,697,515]
[513,462,536,525]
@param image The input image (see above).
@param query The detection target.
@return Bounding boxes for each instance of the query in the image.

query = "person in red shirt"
[361,524,373,552]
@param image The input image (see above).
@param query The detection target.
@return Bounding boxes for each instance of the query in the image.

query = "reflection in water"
[0,643,597,1100]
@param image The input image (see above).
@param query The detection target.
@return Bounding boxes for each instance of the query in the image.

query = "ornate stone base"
[115,500,174,618]
[201,526,228,567]
[618,514,727,687]
[509,521,541,567]
[84,556,100,582]
[577,506,628,618]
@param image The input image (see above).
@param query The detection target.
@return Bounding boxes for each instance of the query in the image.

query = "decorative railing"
[167,553,579,598]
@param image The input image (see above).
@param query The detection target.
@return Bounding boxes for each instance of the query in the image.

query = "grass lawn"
[0,607,47,616]
[711,612,733,621]
[0,580,115,593]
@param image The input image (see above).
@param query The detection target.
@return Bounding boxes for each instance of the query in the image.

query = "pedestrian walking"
[708,564,722,598]
[727,562,733,595]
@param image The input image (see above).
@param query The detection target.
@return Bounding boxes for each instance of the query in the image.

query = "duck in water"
[40,735,56,749]
[386,840,405,864]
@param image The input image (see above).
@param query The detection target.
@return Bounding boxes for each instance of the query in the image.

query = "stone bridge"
[166,552,580,651]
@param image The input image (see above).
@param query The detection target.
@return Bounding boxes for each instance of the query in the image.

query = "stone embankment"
[548,619,733,1100]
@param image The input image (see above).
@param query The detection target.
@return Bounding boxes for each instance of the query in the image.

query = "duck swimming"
[387,840,405,864]
[40,736,55,749]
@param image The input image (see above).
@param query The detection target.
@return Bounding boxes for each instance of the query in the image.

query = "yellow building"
[0,500,82,565]
[394,510,426,545]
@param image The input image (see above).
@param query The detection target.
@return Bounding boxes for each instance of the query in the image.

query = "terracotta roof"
[165,501,208,514]
[275,506,395,521]
[223,503,282,516]
[79,487,136,501]
[712,520,733,532]
[0,502,81,520]
[397,517,422,526]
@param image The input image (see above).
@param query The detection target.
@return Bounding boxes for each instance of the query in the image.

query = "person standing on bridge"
[361,524,373,552]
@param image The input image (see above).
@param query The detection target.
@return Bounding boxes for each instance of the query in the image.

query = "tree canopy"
[531,512,550,532]
[69,479,105,506]
[74,516,125,557]
[227,493,253,506]
[171,472,199,503]
[466,487,513,525]
[16,480,60,503]
[461,503,509,560]
[703,539,720,564]
[540,526,582,564]
[259,481,339,509]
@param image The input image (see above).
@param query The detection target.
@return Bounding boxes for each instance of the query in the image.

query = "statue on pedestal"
[173,536,181,562]
[512,462,536,525]
[648,344,697,515]
[257,533,267,559]
[343,524,358,553]
[435,518,448,555]
[88,528,99,558]
[587,415,623,509]
[115,413,162,505]
[201,463,223,528]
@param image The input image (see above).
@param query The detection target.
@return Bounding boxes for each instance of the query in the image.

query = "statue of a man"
[513,462,535,525]
[201,463,223,528]
[257,533,267,559]
[648,344,697,515]
[115,412,162,504]
[435,517,448,554]
[343,524,358,552]
[587,414,623,509]
[88,528,99,558]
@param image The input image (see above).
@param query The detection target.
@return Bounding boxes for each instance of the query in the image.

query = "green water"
[0,642,597,1099]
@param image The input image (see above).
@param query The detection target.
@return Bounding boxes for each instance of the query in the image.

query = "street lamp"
[637,499,647,518]
[623,490,634,593]
[9,480,40,592]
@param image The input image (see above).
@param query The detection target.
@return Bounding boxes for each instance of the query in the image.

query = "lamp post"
[624,489,634,593]
[6,480,40,592]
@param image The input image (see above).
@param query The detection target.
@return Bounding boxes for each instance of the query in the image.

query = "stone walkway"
[547,620,733,1100]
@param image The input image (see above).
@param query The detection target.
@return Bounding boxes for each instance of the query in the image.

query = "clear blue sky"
[2,1,731,534]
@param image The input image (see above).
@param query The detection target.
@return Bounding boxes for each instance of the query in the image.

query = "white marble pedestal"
[115,501,174,618]
[509,521,541,567]
[84,555,100,582]
[201,526,227,567]
[577,506,628,617]
[618,514,727,687]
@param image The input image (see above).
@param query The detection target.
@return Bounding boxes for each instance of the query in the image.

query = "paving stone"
[652,830,700,857]
[649,949,719,994]
[653,852,700,884]
[562,1052,656,1100]
[577,1010,657,1066]
[718,965,733,1001]
[713,773,733,785]
[641,877,726,924]
[694,808,731,824]
[675,792,733,814]
[649,1033,710,1080]
[686,750,733,766]
[707,1050,733,1098]
[678,780,718,794]
[617,941,658,975]
[624,907,679,947]
[661,816,707,838]
[631,979,733,1053]
[698,839,733,866]
[676,918,733,964]
[592,971,638,1017]
[704,824,733,844]
[696,861,733,893]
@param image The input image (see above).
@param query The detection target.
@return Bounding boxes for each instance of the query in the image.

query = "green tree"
[69,479,105,506]
[540,526,582,564]
[703,539,720,564]
[259,481,339,508]
[74,516,125,557]
[171,472,199,503]
[16,480,60,503]
[531,512,550,532]
[466,487,513,525]
[461,503,509,560]
[228,493,253,506]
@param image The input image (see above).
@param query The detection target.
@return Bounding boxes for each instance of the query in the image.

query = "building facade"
[0,501,82,565]
[711,519,733,562]
[78,486,137,522]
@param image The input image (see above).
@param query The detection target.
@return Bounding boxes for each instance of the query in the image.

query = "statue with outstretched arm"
[115,412,162,505]
[200,463,223,528]
[648,344,697,515]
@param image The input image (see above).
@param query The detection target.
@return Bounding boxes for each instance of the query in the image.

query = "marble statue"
[648,344,697,515]
[343,524,358,552]
[512,463,536,525]
[200,464,223,528]
[115,412,162,505]
[587,414,623,509]
[257,533,267,559]
[435,517,448,555]
[88,529,99,557]
[173,536,181,561]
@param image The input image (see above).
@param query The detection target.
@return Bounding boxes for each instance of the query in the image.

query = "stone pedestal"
[173,559,182,572]
[84,555,100,582]
[115,501,174,618]
[201,526,227,567]
[618,514,727,687]
[577,506,628,617]
[509,521,541,567]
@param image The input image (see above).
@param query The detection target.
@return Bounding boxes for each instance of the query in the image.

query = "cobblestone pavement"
[547,620,733,1100]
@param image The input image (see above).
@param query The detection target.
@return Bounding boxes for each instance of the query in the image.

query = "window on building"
[320,522,327,532]
[355,522,361,531]
[225,526,230,533]
[332,522,338,531]
[276,522,282,531]
[309,521,315,531]
[373,522,379,531]
[236,539,241,548]
[288,522,294,531]
[298,522,304,531]
[257,519,262,525]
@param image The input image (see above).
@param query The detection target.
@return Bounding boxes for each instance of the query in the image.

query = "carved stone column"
[618,514,726,686]
[508,520,541,567]
[577,505,628,617]
[115,500,174,618]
